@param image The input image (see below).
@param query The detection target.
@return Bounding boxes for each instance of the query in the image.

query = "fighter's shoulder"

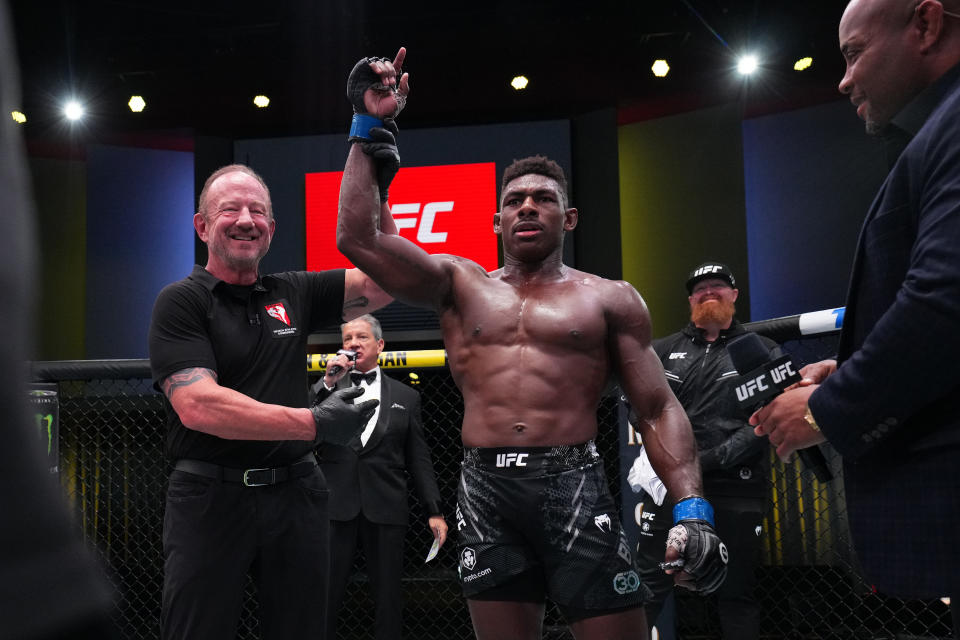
[564,272,648,318]
[579,273,645,303]
[431,254,496,279]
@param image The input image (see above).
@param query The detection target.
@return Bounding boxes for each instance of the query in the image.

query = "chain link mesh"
[48,335,953,638]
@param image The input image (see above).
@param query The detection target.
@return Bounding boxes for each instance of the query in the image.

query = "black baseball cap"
[685,262,736,294]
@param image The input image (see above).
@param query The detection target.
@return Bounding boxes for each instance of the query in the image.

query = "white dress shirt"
[352,367,382,446]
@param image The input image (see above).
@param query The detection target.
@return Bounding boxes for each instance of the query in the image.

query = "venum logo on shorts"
[460,547,477,571]
[594,513,612,533]
[613,570,641,595]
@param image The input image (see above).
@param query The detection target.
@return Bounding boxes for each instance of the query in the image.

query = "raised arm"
[337,48,452,309]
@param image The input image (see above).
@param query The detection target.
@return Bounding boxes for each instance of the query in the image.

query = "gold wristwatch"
[803,405,821,432]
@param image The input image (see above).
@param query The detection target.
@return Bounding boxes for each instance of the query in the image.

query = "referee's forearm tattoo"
[162,367,216,398]
[343,295,370,311]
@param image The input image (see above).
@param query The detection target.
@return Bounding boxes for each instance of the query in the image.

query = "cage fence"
[33,332,954,639]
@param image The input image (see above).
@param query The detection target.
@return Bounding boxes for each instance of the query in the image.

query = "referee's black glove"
[362,119,400,202]
[310,386,378,446]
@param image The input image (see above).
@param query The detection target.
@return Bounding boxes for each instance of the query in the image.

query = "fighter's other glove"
[310,386,379,446]
[665,496,728,594]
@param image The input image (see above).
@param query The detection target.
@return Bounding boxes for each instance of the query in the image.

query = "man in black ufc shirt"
[149,164,395,639]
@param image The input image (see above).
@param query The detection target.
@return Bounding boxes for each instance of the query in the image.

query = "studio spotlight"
[11,110,26,124]
[737,54,759,75]
[510,75,529,90]
[794,57,813,71]
[63,100,84,121]
[253,95,270,108]
[128,95,146,112]
[651,59,670,78]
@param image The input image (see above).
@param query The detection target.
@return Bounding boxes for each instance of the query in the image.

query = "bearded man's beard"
[691,298,736,327]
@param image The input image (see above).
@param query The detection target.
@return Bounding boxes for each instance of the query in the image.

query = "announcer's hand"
[750,385,825,461]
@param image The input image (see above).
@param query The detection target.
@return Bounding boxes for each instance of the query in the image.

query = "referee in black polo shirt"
[148,163,397,639]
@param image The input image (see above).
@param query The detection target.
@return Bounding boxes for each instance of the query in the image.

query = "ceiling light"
[128,95,146,112]
[63,100,84,121]
[253,95,270,108]
[11,110,26,124]
[794,57,813,71]
[651,59,670,78]
[510,76,528,91]
[737,55,759,75]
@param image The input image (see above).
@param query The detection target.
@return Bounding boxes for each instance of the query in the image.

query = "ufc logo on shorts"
[495,453,528,468]
[391,202,454,243]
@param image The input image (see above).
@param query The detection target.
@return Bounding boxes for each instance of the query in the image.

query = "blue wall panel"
[86,145,194,358]
[742,100,886,321]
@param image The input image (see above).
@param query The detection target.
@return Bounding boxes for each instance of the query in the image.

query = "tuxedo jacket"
[809,64,960,598]
[315,374,442,526]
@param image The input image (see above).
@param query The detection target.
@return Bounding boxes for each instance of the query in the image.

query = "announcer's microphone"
[727,333,833,482]
[326,349,358,376]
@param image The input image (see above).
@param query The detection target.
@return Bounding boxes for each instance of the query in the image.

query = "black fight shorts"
[455,441,651,614]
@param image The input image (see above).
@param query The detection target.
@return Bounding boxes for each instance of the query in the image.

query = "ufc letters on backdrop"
[305,163,498,271]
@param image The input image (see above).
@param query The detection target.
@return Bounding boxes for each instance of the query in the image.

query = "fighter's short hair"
[500,155,570,209]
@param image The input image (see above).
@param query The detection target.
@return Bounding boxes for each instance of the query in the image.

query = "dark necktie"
[350,370,377,386]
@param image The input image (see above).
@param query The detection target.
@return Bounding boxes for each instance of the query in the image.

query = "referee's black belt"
[173,452,317,487]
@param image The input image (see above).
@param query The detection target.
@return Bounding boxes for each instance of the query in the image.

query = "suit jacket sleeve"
[310,378,334,405]
[809,92,960,460]
[402,389,443,517]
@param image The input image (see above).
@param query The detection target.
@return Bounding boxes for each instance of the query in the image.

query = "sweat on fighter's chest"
[456,282,606,346]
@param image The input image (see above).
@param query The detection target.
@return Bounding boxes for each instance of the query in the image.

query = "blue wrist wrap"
[673,496,715,526]
[349,113,383,140]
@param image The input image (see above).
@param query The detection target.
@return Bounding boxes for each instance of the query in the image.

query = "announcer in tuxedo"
[314,314,447,640]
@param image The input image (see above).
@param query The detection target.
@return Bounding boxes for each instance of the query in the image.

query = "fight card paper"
[425,537,440,563]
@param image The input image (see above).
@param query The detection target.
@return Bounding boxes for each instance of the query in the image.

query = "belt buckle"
[242,467,274,487]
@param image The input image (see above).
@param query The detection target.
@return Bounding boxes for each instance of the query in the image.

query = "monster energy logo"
[35,413,54,454]
[28,387,58,474]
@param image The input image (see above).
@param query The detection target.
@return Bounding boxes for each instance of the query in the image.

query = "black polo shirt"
[149,265,345,467]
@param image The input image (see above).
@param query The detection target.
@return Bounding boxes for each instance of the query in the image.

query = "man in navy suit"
[315,314,447,640]
[752,0,960,628]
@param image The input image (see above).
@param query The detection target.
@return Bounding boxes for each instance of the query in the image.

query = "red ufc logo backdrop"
[305,163,499,271]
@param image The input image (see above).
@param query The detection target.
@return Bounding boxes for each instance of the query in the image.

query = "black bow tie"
[350,370,377,386]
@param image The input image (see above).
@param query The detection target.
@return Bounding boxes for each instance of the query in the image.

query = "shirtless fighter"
[336,48,728,640]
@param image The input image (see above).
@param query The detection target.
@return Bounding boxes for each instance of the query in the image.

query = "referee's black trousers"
[161,467,330,640]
